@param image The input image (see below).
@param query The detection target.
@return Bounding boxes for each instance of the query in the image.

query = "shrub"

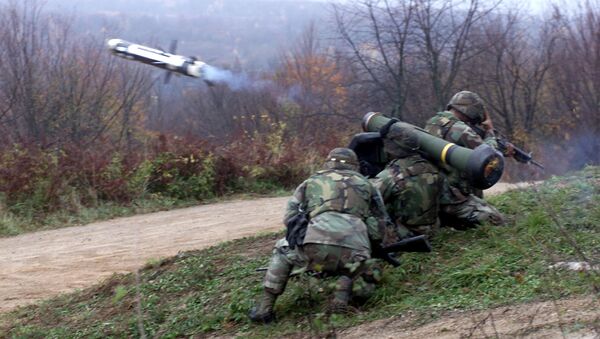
[146,136,217,200]
[0,123,346,219]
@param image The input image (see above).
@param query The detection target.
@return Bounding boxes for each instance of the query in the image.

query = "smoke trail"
[201,64,304,106]
[203,65,270,91]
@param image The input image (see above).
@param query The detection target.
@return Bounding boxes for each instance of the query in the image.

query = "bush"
[145,135,217,200]
[0,143,142,214]
[0,122,345,220]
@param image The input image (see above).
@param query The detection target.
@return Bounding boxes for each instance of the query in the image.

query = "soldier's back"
[375,155,442,235]
[302,169,373,253]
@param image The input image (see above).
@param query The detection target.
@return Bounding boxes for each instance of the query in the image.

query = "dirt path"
[0,182,535,313]
[0,197,288,313]
[340,296,599,339]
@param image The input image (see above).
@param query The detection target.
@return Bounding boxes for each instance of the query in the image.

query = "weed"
[1,169,598,337]
[112,286,129,304]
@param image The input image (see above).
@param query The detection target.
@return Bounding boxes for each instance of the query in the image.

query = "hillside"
[1,167,599,337]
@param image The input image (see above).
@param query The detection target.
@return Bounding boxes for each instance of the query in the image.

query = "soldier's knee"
[264,285,284,295]
[263,247,294,295]
[273,238,290,253]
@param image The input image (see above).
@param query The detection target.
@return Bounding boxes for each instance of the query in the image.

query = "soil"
[3,181,598,337]
[340,297,599,339]
[0,197,287,313]
[0,182,538,314]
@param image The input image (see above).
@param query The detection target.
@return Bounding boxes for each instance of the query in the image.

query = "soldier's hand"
[504,142,516,157]
[481,111,494,131]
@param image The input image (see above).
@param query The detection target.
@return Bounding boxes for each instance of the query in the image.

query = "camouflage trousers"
[440,194,504,229]
[263,238,381,299]
[404,219,441,238]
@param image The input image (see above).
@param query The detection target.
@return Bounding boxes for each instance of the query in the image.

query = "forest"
[0,0,598,223]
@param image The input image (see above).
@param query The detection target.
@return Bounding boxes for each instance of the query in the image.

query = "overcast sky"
[0,0,577,15]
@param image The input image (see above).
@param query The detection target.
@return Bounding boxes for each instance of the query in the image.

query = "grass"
[0,189,290,238]
[1,167,599,338]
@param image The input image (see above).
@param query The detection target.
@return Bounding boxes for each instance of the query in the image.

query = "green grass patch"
[1,167,599,337]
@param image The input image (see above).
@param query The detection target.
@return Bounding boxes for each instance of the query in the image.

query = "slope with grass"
[1,167,599,337]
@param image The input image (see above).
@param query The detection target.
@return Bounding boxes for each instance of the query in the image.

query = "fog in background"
[0,0,599,220]
[34,0,336,69]
[1,0,569,70]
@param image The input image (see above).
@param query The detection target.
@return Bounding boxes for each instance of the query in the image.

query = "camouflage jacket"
[424,111,498,197]
[284,169,388,253]
[373,155,443,230]
[424,111,498,149]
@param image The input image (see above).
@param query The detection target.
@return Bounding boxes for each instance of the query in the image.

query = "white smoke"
[201,64,303,106]
[202,65,271,91]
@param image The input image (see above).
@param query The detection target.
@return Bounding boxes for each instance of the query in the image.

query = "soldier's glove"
[359,160,381,178]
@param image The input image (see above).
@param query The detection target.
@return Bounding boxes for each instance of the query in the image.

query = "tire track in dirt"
[0,182,536,313]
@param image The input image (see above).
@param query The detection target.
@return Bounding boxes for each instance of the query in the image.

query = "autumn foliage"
[0,1,599,217]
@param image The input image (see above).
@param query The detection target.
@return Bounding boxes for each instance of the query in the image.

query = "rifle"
[256,235,432,272]
[471,125,544,170]
[285,208,309,250]
[372,235,432,267]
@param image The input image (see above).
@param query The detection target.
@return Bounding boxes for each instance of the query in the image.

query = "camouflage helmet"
[383,124,420,158]
[447,91,486,124]
[324,147,359,171]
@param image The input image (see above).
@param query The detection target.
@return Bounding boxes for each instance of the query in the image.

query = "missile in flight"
[106,38,212,84]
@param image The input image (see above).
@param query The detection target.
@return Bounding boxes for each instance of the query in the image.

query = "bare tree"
[333,0,415,119]
[0,8,16,127]
[0,0,152,149]
[413,0,499,112]
[550,3,600,166]
[332,0,501,122]
[464,10,557,138]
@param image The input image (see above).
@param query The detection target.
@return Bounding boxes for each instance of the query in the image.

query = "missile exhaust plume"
[107,38,277,91]
[202,65,248,90]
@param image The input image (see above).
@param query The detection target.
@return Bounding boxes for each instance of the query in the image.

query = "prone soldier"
[424,90,508,228]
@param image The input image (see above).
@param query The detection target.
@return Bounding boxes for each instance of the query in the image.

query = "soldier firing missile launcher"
[106,38,213,84]
[350,112,504,189]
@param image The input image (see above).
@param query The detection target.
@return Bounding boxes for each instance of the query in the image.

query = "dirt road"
[0,182,533,313]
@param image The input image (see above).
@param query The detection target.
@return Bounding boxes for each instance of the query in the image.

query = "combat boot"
[328,276,356,314]
[248,290,277,324]
[351,276,376,305]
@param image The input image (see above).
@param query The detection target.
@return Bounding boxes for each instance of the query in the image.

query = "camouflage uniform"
[249,148,390,323]
[373,155,443,237]
[425,106,504,228]
[369,121,444,236]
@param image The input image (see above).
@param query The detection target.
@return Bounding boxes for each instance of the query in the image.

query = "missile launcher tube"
[362,112,504,189]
